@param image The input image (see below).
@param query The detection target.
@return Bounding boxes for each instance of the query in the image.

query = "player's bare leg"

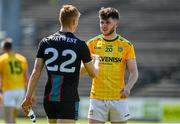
[112,121,127,124]
[4,106,16,123]
[48,119,57,124]
[89,119,104,124]
[14,108,19,119]
[57,119,75,124]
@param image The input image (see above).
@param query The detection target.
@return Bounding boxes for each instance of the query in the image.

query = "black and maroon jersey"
[36,31,91,102]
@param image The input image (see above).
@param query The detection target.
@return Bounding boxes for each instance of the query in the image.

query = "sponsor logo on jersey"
[94,41,103,49]
[97,41,103,46]
[100,56,122,62]
[94,46,101,49]
[47,35,77,44]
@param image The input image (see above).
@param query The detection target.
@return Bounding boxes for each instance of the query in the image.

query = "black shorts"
[43,99,79,120]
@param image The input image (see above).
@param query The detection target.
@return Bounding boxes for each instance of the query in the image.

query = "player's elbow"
[88,71,97,78]
[88,68,99,78]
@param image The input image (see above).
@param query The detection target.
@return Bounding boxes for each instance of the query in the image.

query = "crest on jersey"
[118,46,123,52]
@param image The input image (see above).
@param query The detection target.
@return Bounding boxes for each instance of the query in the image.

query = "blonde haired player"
[87,7,138,124]
[0,38,29,123]
[21,4,98,124]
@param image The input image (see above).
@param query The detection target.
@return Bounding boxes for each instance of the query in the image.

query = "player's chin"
[102,32,109,36]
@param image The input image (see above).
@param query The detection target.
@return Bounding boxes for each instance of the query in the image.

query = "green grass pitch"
[0,118,177,124]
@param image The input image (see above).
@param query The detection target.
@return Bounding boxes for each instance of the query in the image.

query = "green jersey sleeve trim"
[118,35,133,46]
[87,34,103,44]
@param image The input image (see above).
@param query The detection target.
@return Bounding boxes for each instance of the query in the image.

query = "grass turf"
[0,118,177,124]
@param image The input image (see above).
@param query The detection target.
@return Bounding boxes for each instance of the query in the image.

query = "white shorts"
[3,89,25,109]
[88,99,131,122]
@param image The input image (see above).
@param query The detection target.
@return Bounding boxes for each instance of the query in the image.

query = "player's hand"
[121,86,131,98]
[21,97,32,116]
[91,54,100,61]
[31,95,36,106]
[91,54,100,70]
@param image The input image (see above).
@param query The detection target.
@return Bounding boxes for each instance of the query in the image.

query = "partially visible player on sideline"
[87,7,138,124]
[0,38,29,123]
[21,4,99,124]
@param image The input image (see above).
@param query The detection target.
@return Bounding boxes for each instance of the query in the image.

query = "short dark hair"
[1,38,13,50]
[99,7,120,20]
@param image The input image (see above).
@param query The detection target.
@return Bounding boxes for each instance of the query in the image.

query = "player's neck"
[4,51,14,55]
[103,32,118,41]
[60,26,74,33]
[3,49,12,53]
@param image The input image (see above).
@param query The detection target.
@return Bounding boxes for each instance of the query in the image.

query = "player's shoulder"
[15,53,27,62]
[40,31,60,43]
[87,34,103,44]
[0,53,8,61]
[40,31,83,44]
[72,34,84,43]
[40,33,56,43]
[118,35,133,46]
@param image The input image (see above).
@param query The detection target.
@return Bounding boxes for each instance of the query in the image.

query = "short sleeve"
[81,42,92,63]
[87,40,95,54]
[36,41,44,58]
[126,44,136,60]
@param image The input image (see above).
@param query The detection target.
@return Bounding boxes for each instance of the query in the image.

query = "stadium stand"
[20,0,180,116]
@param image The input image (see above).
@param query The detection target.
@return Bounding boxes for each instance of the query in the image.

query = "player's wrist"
[125,85,132,91]
[25,96,32,101]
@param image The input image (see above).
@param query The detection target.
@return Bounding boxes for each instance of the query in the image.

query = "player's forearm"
[92,61,99,78]
[85,60,99,78]
[25,70,41,99]
[80,62,88,76]
[81,59,99,78]
[24,71,29,90]
[126,71,138,90]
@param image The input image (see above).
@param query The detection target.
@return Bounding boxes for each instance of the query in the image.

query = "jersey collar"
[102,35,119,42]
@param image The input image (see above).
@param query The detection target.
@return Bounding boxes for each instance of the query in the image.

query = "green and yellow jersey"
[0,52,28,91]
[87,34,136,100]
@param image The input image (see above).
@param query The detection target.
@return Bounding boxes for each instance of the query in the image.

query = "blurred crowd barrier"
[79,97,180,122]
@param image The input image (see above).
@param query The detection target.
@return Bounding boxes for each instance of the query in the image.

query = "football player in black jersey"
[21,4,99,124]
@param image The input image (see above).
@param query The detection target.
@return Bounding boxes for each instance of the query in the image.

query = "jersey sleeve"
[87,40,95,54]
[81,42,92,63]
[126,44,136,60]
[36,40,44,58]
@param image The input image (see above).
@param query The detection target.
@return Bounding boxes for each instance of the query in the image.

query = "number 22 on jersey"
[45,48,77,73]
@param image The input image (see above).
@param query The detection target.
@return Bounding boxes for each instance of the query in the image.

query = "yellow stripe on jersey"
[0,52,28,91]
[87,35,136,100]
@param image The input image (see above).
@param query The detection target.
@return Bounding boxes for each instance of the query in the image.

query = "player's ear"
[116,20,120,27]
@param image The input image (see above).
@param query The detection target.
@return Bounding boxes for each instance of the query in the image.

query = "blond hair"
[59,4,80,27]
